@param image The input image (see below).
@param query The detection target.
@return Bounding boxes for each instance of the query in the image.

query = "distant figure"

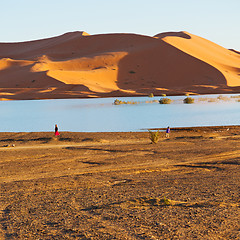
[166,126,170,138]
[55,124,60,136]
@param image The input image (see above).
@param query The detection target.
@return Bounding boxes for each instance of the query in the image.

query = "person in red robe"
[55,124,60,136]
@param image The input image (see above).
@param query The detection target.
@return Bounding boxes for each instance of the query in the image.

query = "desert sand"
[0,126,239,239]
[0,31,240,100]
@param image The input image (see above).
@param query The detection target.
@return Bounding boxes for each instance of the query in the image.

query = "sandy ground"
[0,126,239,239]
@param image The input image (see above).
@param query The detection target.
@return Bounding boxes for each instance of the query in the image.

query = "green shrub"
[149,130,160,144]
[183,97,194,104]
[159,98,172,104]
[162,196,171,205]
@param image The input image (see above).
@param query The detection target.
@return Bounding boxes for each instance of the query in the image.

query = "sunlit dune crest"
[0,58,34,71]
[0,31,239,100]
[155,31,240,86]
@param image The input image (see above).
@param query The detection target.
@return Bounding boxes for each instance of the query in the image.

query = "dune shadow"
[0,64,65,88]
[116,34,227,95]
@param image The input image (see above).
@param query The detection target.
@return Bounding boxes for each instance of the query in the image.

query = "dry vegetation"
[0,127,240,239]
[159,98,172,104]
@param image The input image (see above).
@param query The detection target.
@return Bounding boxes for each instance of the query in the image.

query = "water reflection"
[0,94,239,132]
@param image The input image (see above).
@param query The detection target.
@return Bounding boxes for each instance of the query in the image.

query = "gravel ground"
[0,127,239,239]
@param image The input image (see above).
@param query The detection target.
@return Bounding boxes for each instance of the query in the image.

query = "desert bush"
[159,98,172,104]
[114,99,138,105]
[114,99,123,105]
[161,93,166,97]
[183,97,194,104]
[162,196,171,205]
[149,130,160,144]
[148,93,154,98]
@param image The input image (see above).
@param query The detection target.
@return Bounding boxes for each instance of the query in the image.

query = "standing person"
[166,126,170,138]
[55,124,60,136]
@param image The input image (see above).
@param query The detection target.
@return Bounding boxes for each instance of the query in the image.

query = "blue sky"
[1,0,240,50]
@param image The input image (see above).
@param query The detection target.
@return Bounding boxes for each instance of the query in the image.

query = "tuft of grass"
[149,130,160,144]
[161,93,166,97]
[148,93,154,98]
[183,97,194,104]
[162,196,171,205]
[159,98,172,104]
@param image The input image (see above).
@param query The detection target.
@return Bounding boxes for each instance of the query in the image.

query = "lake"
[0,94,240,132]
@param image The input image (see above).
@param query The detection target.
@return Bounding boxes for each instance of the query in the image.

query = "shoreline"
[1,91,240,101]
[0,125,239,134]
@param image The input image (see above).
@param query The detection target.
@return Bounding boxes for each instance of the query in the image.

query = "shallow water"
[0,94,240,132]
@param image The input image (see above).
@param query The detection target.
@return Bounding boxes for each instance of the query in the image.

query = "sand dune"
[0,31,240,100]
[155,31,240,86]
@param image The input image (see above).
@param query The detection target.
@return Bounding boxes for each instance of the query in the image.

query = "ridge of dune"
[0,31,89,45]
[0,58,34,71]
[229,49,240,55]
[155,31,240,86]
[0,31,240,100]
[0,31,90,60]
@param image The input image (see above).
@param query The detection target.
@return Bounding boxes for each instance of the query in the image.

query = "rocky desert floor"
[0,126,239,239]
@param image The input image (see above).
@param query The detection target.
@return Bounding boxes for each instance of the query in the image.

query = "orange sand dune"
[155,31,240,86]
[0,31,240,100]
